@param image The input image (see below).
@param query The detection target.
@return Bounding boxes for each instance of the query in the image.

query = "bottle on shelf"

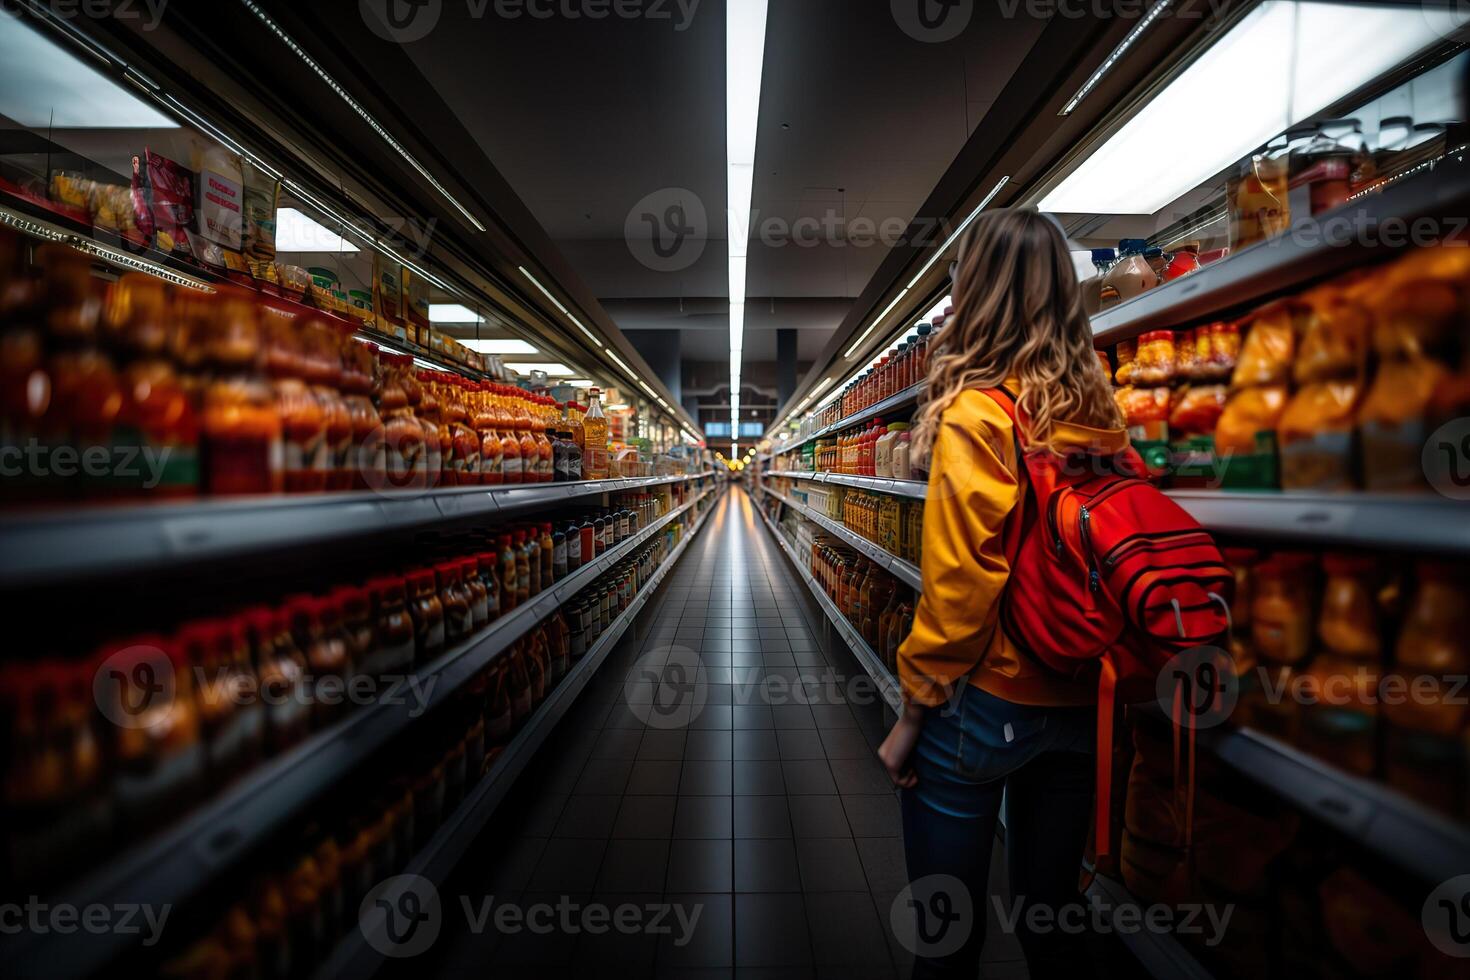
[583,388,610,480]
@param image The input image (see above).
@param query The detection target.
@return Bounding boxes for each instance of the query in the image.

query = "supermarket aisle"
[405,486,1026,978]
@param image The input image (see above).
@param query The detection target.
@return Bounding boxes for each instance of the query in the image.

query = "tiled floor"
[404,487,1027,979]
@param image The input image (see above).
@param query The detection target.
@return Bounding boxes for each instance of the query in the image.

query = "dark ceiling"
[390,0,1045,427]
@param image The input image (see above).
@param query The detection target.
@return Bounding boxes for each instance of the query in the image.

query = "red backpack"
[985,388,1233,870]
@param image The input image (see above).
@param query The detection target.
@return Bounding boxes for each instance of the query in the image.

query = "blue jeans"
[901,684,1097,980]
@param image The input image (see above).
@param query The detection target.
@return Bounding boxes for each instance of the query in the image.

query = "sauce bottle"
[407,568,447,664]
[342,338,385,491]
[265,314,327,493]
[498,533,519,612]
[301,317,352,492]
[506,646,533,728]
[245,607,310,754]
[539,522,556,586]
[472,382,503,485]
[477,552,502,624]
[497,386,523,484]
[463,557,490,629]
[198,290,284,495]
[552,523,569,581]
[533,398,554,482]
[513,530,533,605]
[366,576,416,677]
[285,595,351,727]
[565,520,583,572]
[331,584,374,676]
[436,561,473,642]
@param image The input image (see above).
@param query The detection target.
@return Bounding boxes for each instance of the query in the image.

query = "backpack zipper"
[1079,505,1100,592]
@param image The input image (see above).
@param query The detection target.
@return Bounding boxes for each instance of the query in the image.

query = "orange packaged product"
[1131,330,1177,386]
[1167,384,1227,437]
[1250,552,1316,666]
[378,355,427,490]
[1175,328,1201,381]
[302,318,352,492]
[1114,338,1136,385]
[1358,356,1448,491]
[1230,304,1297,388]
[1204,321,1240,380]
[1278,380,1360,490]
[1116,385,1171,441]
[1294,285,1371,384]
[106,273,200,498]
[415,371,452,487]
[1368,244,1470,359]
[1214,384,1288,457]
[264,313,327,493]
[1382,562,1470,813]
[341,339,385,491]
[1300,554,1383,775]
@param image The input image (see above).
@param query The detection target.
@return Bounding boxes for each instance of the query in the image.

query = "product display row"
[150,530,682,979]
[1105,241,1470,490]
[0,234,690,505]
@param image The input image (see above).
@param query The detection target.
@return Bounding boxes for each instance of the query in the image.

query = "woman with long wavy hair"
[877,207,1125,980]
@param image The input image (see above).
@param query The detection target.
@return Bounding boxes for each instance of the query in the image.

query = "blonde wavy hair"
[911,207,1122,461]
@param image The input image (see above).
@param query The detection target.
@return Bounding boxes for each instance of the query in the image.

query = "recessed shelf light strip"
[1058,0,1174,116]
[237,0,487,232]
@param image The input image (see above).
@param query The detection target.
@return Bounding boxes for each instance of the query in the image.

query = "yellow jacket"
[896,386,1130,708]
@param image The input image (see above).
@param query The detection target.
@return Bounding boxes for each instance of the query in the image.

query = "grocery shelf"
[767,479,1470,554]
[1090,164,1470,345]
[768,383,924,455]
[1165,490,1470,555]
[1085,873,1216,980]
[765,487,922,591]
[765,470,928,500]
[0,474,710,587]
[0,489,712,980]
[1195,720,1470,883]
[314,488,718,980]
[754,490,903,713]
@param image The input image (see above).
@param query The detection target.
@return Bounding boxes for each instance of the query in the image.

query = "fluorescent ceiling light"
[1039,2,1452,215]
[276,208,359,253]
[564,379,595,388]
[429,304,484,324]
[0,12,178,129]
[506,361,576,376]
[727,0,768,465]
[463,338,538,354]
[1058,0,1173,116]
